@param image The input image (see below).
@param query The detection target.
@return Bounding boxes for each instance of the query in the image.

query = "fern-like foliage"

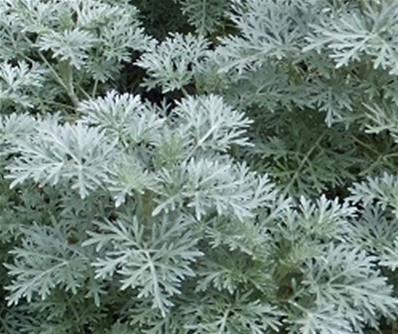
[2,0,398,333]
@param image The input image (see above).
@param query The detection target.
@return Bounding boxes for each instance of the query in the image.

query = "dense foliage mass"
[2,0,398,333]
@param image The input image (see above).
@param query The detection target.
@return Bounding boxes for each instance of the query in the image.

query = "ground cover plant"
[2,0,398,333]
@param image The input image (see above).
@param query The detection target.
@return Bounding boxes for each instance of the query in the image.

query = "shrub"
[2,0,398,333]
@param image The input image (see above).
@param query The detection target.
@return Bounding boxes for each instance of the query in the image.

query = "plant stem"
[38,52,79,107]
